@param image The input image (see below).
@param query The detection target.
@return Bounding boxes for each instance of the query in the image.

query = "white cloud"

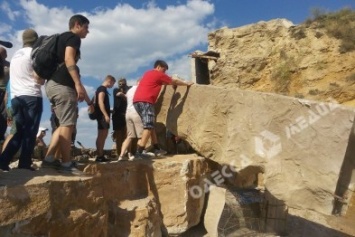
[4,0,216,149]
[1,1,20,21]
[0,23,11,35]
[20,0,73,33]
[17,0,214,80]
[167,56,193,80]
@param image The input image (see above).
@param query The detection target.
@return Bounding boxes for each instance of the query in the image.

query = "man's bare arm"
[171,78,194,86]
[65,46,90,102]
[98,91,109,119]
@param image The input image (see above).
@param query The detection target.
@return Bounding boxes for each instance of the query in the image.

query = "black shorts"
[112,113,126,130]
[97,117,110,130]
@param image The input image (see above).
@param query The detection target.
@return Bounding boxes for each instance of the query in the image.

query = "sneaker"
[134,152,153,160]
[117,156,126,162]
[95,156,110,163]
[128,153,136,161]
[58,162,85,176]
[133,153,144,159]
[154,149,167,157]
[128,152,134,159]
[41,159,61,169]
[142,150,155,157]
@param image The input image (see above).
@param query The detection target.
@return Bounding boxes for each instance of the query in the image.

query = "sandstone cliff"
[205,9,355,106]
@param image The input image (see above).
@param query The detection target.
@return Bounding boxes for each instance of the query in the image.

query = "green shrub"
[305,8,355,53]
[345,73,355,82]
[271,56,297,92]
[314,31,323,38]
[315,60,326,70]
[309,89,320,95]
[290,27,307,40]
[295,93,305,99]
[329,82,340,87]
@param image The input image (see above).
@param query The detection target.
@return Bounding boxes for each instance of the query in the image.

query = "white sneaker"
[154,149,167,157]
[128,153,136,161]
[142,150,155,157]
[134,151,153,160]
[58,162,85,176]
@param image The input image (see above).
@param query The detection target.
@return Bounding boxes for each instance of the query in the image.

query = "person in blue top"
[0,47,10,142]
[1,81,15,152]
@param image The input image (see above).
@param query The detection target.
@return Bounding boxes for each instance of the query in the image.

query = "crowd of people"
[0,14,193,176]
[94,60,193,163]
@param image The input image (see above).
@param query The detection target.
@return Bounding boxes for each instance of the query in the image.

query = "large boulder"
[0,154,209,236]
[156,85,355,218]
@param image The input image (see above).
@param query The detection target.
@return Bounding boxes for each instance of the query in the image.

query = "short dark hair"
[69,14,90,29]
[154,60,169,70]
[106,75,116,83]
[118,78,127,85]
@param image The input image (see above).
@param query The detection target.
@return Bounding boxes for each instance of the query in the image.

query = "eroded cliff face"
[206,18,355,106]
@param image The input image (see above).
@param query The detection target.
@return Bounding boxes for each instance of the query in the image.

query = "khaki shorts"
[126,110,143,138]
[46,80,78,126]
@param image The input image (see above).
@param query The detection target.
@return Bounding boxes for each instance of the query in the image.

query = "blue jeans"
[0,96,43,168]
[0,89,7,141]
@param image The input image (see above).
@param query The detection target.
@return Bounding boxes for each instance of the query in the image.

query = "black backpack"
[88,93,98,120]
[31,34,63,79]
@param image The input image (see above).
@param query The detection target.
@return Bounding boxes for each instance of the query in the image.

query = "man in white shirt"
[118,81,142,160]
[0,29,43,171]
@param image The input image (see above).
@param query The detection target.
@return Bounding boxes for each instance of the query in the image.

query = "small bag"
[88,94,98,120]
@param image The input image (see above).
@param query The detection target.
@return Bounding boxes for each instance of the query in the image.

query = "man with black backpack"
[42,14,92,175]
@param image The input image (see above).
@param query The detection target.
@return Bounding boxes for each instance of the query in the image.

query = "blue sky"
[0,0,353,149]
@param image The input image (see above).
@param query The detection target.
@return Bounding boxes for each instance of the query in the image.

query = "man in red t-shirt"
[133,59,193,158]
